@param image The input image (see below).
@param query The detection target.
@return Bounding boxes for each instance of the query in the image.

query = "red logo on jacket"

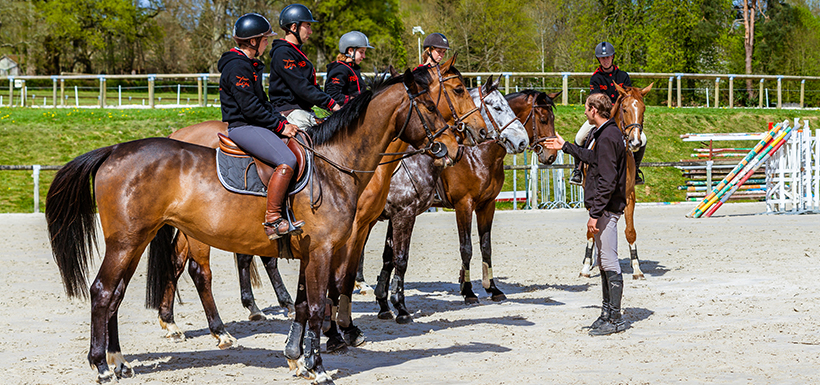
[283,59,296,70]
[235,76,250,88]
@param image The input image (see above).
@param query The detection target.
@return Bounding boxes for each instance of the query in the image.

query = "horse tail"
[45,145,115,299]
[145,224,177,310]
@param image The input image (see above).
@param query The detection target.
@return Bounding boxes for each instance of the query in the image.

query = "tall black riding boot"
[590,271,627,336]
[589,271,610,329]
[264,164,304,240]
[634,145,646,185]
[569,151,583,185]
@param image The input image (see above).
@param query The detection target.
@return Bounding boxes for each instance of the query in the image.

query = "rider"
[269,3,340,129]
[218,13,304,240]
[419,32,450,68]
[324,31,373,107]
[569,41,647,185]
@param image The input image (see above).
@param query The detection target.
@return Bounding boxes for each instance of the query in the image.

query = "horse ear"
[491,75,501,91]
[403,68,417,93]
[613,82,627,96]
[483,75,494,93]
[388,65,399,78]
[441,53,457,72]
[547,91,561,102]
[641,82,654,96]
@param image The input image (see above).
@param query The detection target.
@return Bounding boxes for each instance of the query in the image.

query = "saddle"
[215,132,312,196]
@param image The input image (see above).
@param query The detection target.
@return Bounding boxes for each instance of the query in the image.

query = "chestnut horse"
[151,58,488,351]
[45,69,461,384]
[372,88,561,322]
[579,83,653,280]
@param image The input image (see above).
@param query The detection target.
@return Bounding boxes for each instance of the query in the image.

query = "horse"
[150,57,489,351]
[372,87,561,322]
[578,83,653,280]
[45,68,463,384]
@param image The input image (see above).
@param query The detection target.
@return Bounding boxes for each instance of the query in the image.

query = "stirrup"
[263,218,291,240]
[569,168,583,186]
[635,169,645,185]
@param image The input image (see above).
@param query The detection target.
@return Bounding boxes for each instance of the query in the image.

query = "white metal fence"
[766,119,820,213]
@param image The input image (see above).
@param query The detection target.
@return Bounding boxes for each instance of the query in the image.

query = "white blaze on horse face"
[470,88,529,154]
[626,98,643,151]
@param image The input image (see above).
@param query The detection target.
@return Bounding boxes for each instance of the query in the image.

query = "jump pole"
[696,125,794,217]
[688,120,786,217]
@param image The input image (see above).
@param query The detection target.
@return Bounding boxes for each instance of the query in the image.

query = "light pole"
[412,26,425,64]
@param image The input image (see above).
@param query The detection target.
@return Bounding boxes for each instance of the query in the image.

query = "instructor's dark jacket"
[562,119,627,218]
[268,39,337,112]
[590,66,631,104]
[218,48,288,133]
[324,61,366,107]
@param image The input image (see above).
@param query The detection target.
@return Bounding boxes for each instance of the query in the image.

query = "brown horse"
[151,58,488,351]
[371,88,561,322]
[45,69,461,384]
[579,83,653,280]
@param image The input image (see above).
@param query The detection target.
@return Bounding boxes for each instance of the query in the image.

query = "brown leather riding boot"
[264,164,304,240]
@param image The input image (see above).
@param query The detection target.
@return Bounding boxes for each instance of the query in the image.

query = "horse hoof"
[464,296,480,305]
[216,333,237,349]
[286,304,296,319]
[288,357,315,380]
[396,314,413,324]
[248,311,266,321]
[579,273,591,278]
[354,281,373,295]
[107,352,133,379]
[114,364,133,379]
[325,334,347,353]
[491,293,507,302]
[633,273,646,280]
[377,310,394,320]
[342,325,367,347]
[97,370,118,384]
[313,371,335,385]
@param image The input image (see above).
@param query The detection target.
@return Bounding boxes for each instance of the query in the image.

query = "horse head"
[402,68,460,165]
[430,54,488,146]
[612,83,653,152]
[470,75,529,154]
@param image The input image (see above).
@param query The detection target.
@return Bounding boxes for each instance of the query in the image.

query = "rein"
[434,65,480,143]
[616,94,644,146]
[476,85,521,140]
[522,96,555,153]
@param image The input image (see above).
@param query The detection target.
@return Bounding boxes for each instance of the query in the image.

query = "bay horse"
[151,57,488,351]
[579,83,653,280]
[45,69,462,384]
[373,87,561,322]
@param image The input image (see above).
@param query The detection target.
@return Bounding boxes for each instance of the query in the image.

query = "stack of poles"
[687,120,793,218]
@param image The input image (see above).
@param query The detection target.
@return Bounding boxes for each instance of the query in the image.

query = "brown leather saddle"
[217,132,308,188]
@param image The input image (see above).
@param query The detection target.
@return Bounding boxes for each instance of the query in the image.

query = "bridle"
[434,65,481,144]
[476,85,521,142]
[522,96,555,155]
[615,92,644,150]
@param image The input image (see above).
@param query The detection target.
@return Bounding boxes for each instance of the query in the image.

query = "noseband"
[380,83,454,161]
[522,96,555,155]
[616,94,644,147]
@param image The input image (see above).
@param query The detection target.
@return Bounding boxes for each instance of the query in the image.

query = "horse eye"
[453,87,465,95]
[425,102,436,112]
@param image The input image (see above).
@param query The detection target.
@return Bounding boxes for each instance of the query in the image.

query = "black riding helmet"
[234,13,276,40]
[423,33,450,50]
[278,4,318,45]
[595,42,615,58]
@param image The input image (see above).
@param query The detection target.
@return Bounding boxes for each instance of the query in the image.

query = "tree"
[737,0,767,99]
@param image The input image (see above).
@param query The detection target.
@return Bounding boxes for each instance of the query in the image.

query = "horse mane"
[506,89,555,106]
[307,69,432,146]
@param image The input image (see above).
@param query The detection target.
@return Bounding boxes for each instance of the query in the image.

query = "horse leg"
[625,194,645,279]
[476,202,505,301]
[186,254,237,349]
[389,209,417,323]
[106,257,141,379]
[157,231,191,341]
[89,245,142,383]
[287,250,333,384]
[260,256,296,317]
[579,235,595,278]
[454,201,479,304]
[236,253,266,321]
[374,219,397,319]
[353,227,374,295]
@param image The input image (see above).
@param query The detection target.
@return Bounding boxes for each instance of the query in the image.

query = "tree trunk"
[743,0,757,101]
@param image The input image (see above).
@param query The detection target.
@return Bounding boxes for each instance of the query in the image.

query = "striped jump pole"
[696,124,795,218]
[704,128,795,217]
[688,120,787,218]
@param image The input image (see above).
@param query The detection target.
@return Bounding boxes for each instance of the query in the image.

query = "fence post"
[729,76,734,109]
[52,76,58,108]
[60,78,65,107]
[7,77,13,107]
[197,76,203,106]
[99,76,106,108]
[667,76,673,107]
[777,76,782,109]
[148,75,155,108]
[203,75,209,107]
[759,79,764,108]
[20,80,26,107]
[714,78,720,108]
[676,75,682,108]
[561,73,568,105]
[504,73,510,95]
[32,165,41,213]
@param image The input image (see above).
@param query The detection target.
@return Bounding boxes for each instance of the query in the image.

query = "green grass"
[2,105,820,212]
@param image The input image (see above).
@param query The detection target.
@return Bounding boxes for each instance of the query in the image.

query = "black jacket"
[590,66,631,104]
[324,61,366,107]
[218,48,288,133]
[268,39,337,112]
[562,119,627,218]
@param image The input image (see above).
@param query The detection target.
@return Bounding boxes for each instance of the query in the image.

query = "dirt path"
[1,203,818,384]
